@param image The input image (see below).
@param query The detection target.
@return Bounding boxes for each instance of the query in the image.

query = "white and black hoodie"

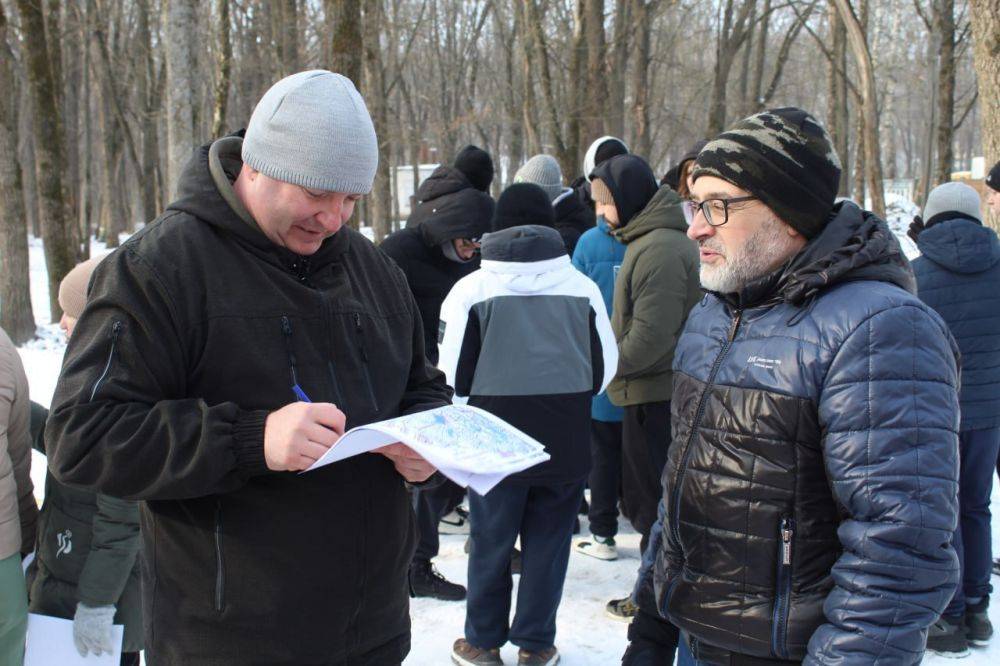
[438,225,618,484]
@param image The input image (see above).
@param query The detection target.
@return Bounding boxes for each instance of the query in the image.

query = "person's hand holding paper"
[373,442,437,482]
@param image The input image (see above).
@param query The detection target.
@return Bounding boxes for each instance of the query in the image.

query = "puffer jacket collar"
[723,201,915,310]
[917,217,1000,274]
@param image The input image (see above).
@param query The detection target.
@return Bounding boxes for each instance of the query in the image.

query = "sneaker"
[452,638,503,665]
[965,598,993,646]
[517,645,559,665]
[574,535,618,561]
[511,547,522,575]
[927,615,970,658]
[440,507,471,535]
[409,561,466,601]
[605,596,639,623]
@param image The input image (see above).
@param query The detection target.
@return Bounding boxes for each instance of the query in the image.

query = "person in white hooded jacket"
[441,184,617,666]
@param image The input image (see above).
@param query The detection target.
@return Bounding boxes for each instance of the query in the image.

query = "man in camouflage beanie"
[691,107,841,239]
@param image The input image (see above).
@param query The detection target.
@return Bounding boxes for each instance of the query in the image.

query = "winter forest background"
[1,0,999,348]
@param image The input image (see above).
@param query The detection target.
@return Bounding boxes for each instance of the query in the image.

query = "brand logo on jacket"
[56,529,73,557]
[747,355,782,371]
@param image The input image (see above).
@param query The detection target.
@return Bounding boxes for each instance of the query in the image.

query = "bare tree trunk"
[137,0,160,221]
[212,0,233,137]
[706,0,755,136]
[934,0,956,187]
[567,0,587,174]
[280,0,300,76]
[631,0,654,158]
[328,0,363,85]
[14,0,76,321]
[17,90,39,238]
[582,0,608,140]
[163,0,197,201]
[749,0,770,116]
[833,0,884,216]
[970,0,999,228]
[827,1,850,196]
[524,0,572,176]
[362,0,391,240]
[608,0,631,139]
[0,3,35,343]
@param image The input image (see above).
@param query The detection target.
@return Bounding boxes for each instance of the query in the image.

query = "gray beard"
[699,217,797,294]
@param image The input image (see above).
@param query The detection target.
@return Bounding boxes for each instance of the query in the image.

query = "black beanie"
[453,145,495,192]
[594,139,629,168]
[987,160,1000,193]
[691,107,841,239]
[492,183,556,231]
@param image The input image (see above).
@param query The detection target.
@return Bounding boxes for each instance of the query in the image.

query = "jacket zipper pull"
[728,310,743,342]
[781,518,793,566]
[354,313,369,361]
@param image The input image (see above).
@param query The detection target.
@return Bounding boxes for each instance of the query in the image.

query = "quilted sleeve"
[806,304,960,665]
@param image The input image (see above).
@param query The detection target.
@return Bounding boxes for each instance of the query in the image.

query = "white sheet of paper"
[304,405,550,494]
[25,613,123,666]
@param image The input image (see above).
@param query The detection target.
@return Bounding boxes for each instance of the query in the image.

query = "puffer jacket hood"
[480,225,576,295]
[613,186,688,244]
[917,218,1000,274]
[405,165,495,246]
[481,224,567,266]
[729,201,915,309]
[591,155,659,228]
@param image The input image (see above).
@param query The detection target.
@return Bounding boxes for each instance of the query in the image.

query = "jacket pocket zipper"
[354,313,380,414]
[771,517,794,659]
[89,321,122,401]
[214,500,225,612]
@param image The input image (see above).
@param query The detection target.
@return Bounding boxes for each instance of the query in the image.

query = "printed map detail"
[305,405,550,494]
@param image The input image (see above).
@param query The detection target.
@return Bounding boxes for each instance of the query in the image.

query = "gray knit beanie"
[242,70,378,194]
[923,182,982,225]
[514,155,564,201]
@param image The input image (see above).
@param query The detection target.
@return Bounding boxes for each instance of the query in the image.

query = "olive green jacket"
[609,187,701,406]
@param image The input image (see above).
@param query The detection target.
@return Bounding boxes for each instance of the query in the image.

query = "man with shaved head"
[623,108,961,665]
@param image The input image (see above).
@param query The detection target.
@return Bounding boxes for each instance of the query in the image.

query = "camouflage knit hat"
[691,107,841,239]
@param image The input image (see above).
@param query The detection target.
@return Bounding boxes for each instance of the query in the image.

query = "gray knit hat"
[923,182,982,225]
[242,70,378,194]
[514,155,564,201]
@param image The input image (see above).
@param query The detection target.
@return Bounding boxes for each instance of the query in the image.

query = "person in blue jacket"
[624,108,960,666]
[570,193,628,565]
[912,181,1000,657]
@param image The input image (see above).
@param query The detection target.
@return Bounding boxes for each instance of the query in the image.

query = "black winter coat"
[650,203,960,664]
[383,167,494,364]
[44,137,453,665]
[552,190,595,255]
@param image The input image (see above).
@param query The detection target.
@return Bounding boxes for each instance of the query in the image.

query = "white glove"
[72,602,117,656]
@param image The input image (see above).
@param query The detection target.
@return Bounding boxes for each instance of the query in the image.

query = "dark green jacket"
[608,187,700,406]
[26,402,143,652]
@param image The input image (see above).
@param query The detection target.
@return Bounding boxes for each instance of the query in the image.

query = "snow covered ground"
[16,230,1000,664]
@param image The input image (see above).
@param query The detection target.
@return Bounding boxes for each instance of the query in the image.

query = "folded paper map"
[304,404,550,494]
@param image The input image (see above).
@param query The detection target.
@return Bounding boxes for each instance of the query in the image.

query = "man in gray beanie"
[911,182,1000,657]
[514,154,596,253]
[44,70,453,665]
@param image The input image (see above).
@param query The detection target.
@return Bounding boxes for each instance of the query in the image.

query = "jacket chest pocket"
[282,310,412,426]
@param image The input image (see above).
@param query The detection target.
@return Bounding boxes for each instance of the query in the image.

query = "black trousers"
[621,401,671,554]
[587,419,623,538]
[412,479,466,563]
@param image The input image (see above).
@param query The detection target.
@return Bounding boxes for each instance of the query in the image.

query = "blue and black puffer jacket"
[652,201,961,664]
[913,217,1000,432]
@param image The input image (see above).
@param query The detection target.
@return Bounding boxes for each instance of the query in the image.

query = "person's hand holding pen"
[263,387,346,471]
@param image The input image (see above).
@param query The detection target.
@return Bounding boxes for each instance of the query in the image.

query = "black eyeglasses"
[685,196,758,227]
